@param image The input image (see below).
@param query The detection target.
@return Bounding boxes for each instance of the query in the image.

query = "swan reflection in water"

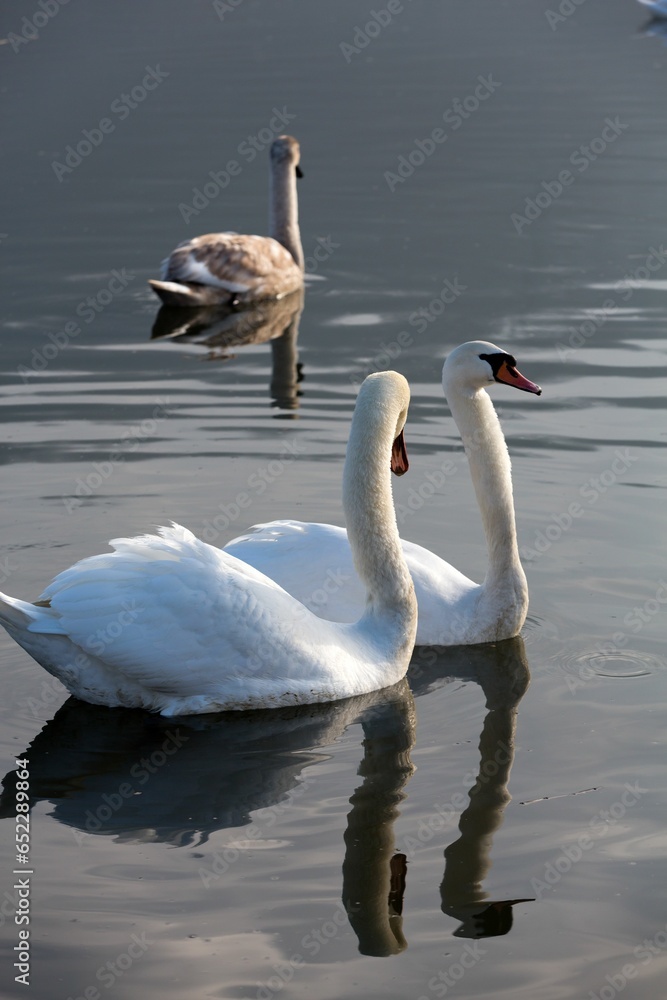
[427,640,534,938]
[0,637,531,954]
[150,287,304,413]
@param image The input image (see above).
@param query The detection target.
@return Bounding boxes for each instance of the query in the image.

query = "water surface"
[1,1,666,997]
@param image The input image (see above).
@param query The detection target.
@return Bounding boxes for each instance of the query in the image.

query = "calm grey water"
[1,1,666,997]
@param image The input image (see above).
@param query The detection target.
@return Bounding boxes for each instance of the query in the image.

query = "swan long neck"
[269,161,304,270]
[447,385,524,592]
[343,395,414,625]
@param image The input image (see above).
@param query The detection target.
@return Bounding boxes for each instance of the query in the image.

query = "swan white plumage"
[225,342,541,647]
[0,372,416,715]
[149,135,304,307]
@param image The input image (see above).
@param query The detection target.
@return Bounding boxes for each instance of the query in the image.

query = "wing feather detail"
[164,234,302,299]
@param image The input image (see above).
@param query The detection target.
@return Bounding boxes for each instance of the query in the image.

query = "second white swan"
[224,341,541,646]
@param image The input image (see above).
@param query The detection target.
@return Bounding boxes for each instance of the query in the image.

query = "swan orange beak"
[494,360,542,395]
[391,429,409,476]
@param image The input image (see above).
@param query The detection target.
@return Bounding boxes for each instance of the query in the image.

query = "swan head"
[442,341,541,398]
[357,371,410,476]
[270,135,303,179]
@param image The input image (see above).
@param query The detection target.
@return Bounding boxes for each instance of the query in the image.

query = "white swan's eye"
[479,351,515,377]
[479,353,542,395]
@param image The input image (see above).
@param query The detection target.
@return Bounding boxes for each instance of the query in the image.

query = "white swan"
[149,135,304,307]
[0,372,416,715]
[225,341,541,647]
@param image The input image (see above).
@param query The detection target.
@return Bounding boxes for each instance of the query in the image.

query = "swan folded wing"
[224,521,479,631]
[224,520,364,622]
[165,233,300,296]
[30,524,331,697]
[399,538,477,604]
[227,519,348,558]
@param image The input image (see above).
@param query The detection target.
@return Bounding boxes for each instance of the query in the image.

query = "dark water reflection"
[1,641,531,957]
[150,288,304,412]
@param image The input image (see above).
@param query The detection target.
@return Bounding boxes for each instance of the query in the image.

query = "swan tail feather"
[148,279,232,307]
[0,592,65,634]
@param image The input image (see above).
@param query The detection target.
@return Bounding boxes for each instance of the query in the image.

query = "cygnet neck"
[269,159,303,270]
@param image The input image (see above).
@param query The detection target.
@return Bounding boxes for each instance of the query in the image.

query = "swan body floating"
[225,342,541,647]
[0,372,416,715]
[149,135,304,307]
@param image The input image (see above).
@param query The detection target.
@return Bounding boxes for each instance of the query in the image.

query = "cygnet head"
[442,341,542,398]
[270,135,303,178]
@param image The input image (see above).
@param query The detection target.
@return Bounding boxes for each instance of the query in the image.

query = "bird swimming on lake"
[224,341,542,647]
[0,371,417,715]
[149,135,304,307]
